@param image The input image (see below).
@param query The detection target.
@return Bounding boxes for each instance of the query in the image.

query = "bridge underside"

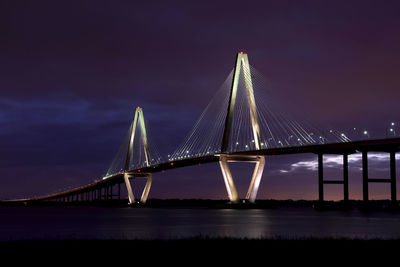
[5,138,399,206]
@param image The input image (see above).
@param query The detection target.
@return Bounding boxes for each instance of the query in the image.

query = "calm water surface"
[0,207,400,240]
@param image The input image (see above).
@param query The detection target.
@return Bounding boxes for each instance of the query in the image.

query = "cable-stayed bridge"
[7,52,400,205]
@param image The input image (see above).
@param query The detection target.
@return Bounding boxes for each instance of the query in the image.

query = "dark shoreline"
[1,199,399,211]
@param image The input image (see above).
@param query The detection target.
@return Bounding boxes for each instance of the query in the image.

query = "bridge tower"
[219,52,265,203]
[123,107,153,204]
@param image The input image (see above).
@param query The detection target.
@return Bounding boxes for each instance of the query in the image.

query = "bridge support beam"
[318,153,350,203]
[141,174,153,204]
[362,151,368,202]
[124,173,153,204]
[219,156,239,203]
[362,151,397,205]
[390,151,397,203]
[246,156,266,203]
[219,155,265,203]
[124,173,135,204]
[318,153,324,202]
[343,154,349,202]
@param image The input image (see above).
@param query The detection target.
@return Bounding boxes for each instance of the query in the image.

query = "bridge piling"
[362,151,368,202]
[141,174,153,204]
[362,150,398,206]
[343,154,349,203]
[318,153,350,204]
[390,151,397,203]
[124,174,135,204]
[218,155,240,203]
[318,153,324,202]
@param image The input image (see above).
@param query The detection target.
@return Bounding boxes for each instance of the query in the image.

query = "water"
[1,207,400,241]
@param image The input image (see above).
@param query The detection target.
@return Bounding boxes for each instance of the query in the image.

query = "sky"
[0,0,399,200]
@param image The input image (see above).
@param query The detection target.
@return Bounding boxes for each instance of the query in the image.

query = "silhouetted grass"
[1,237,398,264]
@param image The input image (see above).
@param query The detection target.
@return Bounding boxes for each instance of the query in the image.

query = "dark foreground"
[0,201,399,264]
[1,238,399,264]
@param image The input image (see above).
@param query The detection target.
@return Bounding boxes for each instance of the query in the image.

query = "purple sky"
[1,0,399,200]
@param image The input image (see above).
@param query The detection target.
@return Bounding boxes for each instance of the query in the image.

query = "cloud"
[279,152,398,174]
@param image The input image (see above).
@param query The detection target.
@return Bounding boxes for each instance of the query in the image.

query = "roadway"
[5,137,400,203]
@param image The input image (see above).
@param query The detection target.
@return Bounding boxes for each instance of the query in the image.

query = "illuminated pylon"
[123,107,153,204]
[219,52,265,203]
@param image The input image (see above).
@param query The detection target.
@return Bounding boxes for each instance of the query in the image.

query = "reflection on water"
[0,207,399,240]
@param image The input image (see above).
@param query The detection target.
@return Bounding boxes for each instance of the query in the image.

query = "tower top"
[221,52,260,153]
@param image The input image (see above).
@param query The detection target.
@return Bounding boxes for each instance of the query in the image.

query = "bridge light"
[390,128,394,132]
[363,131,368,135]
[186,151,189,153]
[236,142,239,145]
[391,122,395,126]
[170,163,174,166]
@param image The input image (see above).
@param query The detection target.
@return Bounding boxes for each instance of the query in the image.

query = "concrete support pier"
[362,150,397,205]
[318,153,349,203]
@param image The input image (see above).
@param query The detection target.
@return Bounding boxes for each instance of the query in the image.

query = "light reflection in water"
[0,207,400,240]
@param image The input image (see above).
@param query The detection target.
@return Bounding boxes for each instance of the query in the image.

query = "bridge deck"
[7,138,400,203]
